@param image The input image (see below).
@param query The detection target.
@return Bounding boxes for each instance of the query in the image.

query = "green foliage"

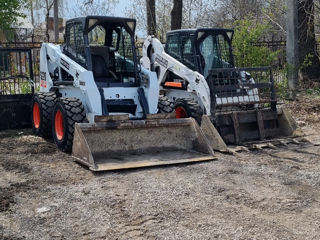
[20,80,32,94]
[300,53,314,70]
[275,70,289,99]
[232,18,280,67]
[0,0,25,30]
[305,88,320,96]
[286,63,298,77]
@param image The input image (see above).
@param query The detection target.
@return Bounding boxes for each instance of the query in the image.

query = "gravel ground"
[1,97,320,240]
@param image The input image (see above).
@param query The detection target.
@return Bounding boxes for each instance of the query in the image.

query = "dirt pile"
[286,93,320,123]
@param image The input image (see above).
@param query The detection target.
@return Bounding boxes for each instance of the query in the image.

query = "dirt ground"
[1,95,320,240]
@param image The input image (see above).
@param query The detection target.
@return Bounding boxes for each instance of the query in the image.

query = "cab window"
[166,34,180,60]
[88,25,106,46]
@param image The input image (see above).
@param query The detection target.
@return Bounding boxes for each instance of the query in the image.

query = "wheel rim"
[33,102,40,129]
[175,106,188,118]
[55,110,64,141]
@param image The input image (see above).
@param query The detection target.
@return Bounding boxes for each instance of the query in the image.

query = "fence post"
[28,49,34,94]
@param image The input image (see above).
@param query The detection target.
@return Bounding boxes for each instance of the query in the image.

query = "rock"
[36,206,51,213]
[296,120,306,127]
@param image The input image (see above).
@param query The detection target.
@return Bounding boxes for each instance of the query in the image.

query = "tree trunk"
[298,0,320,81]
[146,0,157,36]
[45,0,50,42]
[171,0,183,30]
[287,0,299,98]
[46,12,50,42]
[30,0,35,41]
[30,0,34,27]
[54,0,59,42]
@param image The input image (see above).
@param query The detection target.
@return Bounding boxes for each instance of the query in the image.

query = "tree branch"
[262,11,286,34]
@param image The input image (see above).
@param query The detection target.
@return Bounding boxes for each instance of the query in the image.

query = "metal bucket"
[72,115,215,171]
[200,106,301,152]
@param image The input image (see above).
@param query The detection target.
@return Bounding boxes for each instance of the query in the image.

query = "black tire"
[31,92,57,138]
[174,98,203,124]
[158,95,174,113]
[52,98,86,153]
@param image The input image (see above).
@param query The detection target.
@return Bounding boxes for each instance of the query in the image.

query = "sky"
[29,0,144,36]
[114,0,127,17]
[62,0,129,19]
[31,0,130,23]
[113,0,144,36]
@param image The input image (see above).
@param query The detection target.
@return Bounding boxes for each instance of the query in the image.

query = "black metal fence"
[0,42,41,90]
[0,39,296,97]
[0,48,34,95]
[240,39,287,86]
[0,46,37,130]
[252,35,286,60]
[0,38,308,132]
[249,39,320,86]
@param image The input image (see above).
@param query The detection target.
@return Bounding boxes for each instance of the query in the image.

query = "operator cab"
[63,16,138,88]
[165,28,234,79]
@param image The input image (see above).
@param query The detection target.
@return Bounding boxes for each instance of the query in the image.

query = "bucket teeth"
[235,136,310,152]
[239,146,250,152]
[279,140,288,146]
[292,139,300,144]
[253,144,263,150]
[267,143,277,149]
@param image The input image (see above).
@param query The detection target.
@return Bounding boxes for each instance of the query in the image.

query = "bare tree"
[54,0,59,42]
[146,0,157,36]
[29,0,63,41]
[157,0,171,40]
[30,0,34,27]
[66,0,119,17]
[213,0,263,23]
[263,0,287,34]
[298,0,320,80]
[183,0,217,28]
[125,0,147,36]
[171,0,183,30]
[126,0,216,39]
[45,0,54,41]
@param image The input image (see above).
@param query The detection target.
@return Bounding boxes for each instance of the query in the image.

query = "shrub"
[232,18,280,67]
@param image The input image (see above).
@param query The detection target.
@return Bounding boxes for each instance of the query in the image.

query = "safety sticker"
[155,54,168,68]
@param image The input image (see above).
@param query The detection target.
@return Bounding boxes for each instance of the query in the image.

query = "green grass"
[304,88,320,96]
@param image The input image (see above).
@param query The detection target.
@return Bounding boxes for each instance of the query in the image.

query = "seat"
[90,46,118,86]
[91,54,109,82]
[90,46,110,82]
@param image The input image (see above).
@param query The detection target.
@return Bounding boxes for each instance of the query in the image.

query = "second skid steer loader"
[141,28,300,151]
[31,16,215,171]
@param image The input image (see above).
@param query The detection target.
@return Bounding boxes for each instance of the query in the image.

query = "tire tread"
[54,97,86,152]
[32,92,57,138]
[174,98,203,124]
[158,95,174,113]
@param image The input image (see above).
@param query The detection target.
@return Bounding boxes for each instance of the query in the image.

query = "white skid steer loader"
[31,17,215,171]
[141,28,300,151]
